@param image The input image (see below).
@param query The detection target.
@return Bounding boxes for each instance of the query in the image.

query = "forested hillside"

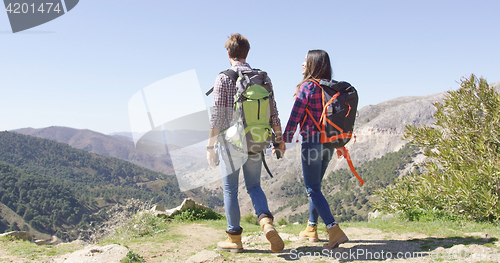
[281,143,419,223]
[0,162,83,238]
[0,131,187,240]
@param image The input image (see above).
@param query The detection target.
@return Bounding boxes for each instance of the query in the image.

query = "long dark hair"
[295,50,332,96]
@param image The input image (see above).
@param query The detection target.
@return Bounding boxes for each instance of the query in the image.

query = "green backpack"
[221,69,274,154]
[206,69,277,176]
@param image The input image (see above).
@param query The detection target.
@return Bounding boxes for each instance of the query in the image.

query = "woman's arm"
[283,82,313,143]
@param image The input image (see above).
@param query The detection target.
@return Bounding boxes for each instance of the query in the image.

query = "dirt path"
[1,224,498,262]
[205,226,497,263]
[124,223,225,263]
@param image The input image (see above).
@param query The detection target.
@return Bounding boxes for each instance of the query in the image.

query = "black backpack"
[304,79,364,185]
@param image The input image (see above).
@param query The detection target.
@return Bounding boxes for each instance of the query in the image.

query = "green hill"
[0,162,82,238]
[0,131,189,240]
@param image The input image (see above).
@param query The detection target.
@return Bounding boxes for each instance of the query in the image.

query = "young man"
[206,33,286,253]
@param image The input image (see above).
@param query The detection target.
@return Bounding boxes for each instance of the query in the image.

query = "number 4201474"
[6,3,62,14]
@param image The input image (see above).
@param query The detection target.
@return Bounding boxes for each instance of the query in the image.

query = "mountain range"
[4,80,499,234]
[15,126,175,176]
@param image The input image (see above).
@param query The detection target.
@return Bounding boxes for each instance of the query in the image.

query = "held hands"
[272,141,286,158]
[208,141,286,167]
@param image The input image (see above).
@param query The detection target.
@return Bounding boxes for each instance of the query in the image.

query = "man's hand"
[273,141,286,158]
[207,149,217,168]
[279,141,286,156]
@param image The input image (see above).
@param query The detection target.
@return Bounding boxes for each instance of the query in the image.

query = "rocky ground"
[1,222,498,263]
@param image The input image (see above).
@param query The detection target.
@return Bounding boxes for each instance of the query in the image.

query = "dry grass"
[78,199,154,243]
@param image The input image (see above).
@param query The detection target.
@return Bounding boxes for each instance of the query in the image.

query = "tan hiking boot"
[323,225,348,249]
[299,225,319,242]
[259,217,284,252]
[217,230,243,253]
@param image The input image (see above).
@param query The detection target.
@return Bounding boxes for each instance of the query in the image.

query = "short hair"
[225,33,250,59]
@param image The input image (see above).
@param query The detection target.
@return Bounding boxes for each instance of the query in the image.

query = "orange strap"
[337,147,364,185]
[345,102,351,117]
[321,132,352,143]
[305,108,321,131]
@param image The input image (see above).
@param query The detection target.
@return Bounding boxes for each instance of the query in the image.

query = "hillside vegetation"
[276,143,419,223]
[15,126,175,175]
[0,131,188,240]
[375,75,500,222]
[1,206,499,262]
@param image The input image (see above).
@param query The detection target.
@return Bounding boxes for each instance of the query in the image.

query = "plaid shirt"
[284,81,323,143]
[210,62,281,130]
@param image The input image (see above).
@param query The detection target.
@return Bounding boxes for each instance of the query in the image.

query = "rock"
[151,204,166,212]
[242,234,265,245]
[152,198,218,219]
[49,235,63,245]
[381,214,395,220]
[68,239,89,246]
[53,244,129,263]
[187,250,223,263]
[34,239,47,245]
[465,232,488,239]
[0,231,31,241]
[277,233,298,242]
[368,210,383,220]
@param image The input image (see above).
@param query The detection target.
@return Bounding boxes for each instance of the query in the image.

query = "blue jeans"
[219,143,271,232]
[301,138,336,226]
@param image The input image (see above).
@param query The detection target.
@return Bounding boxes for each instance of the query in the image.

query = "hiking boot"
[323,225,348,249]
[299,225,319,242]
[258,215,284,252]
[217,229,243,253]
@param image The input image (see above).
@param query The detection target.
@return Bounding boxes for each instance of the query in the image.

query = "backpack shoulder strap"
[320,79,352,92]
[221,69,238,82]
[261,151,274,178]
[205,69,239,96]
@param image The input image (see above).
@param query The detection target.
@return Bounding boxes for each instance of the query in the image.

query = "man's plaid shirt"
[209,62,281,130]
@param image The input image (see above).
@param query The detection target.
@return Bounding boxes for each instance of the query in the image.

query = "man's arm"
[272,125,286,157]
[207,127,220,167]
[207,72,228,167]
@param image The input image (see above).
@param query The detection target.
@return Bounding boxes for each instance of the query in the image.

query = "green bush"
[121,247,145,263]
[173,207,222,222]
[374,75,500,222]
[241,213,258,225]
[277,217,288,226]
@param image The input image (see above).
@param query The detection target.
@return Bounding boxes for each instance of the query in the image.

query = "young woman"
[283,50,348,249]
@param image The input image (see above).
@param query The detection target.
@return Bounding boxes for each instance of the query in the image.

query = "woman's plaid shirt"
[209,62,281,130]
[284,81,323,143]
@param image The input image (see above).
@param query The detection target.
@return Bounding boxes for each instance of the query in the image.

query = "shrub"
[241,213,258,225]
[173,207,222,222]
[121,247,145,263]
[374,75,500,222]
[277,217,288,226]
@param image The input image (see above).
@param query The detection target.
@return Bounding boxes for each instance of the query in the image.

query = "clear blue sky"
[1,0,499,134]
